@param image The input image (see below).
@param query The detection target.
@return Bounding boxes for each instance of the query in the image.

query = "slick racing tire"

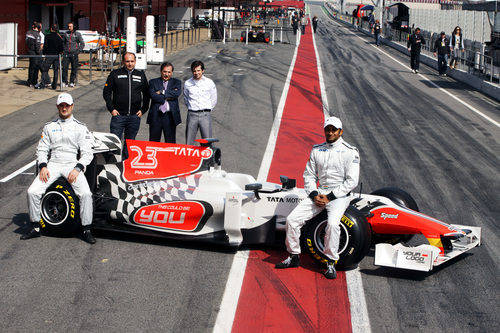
[40,177,80,235]
[302,206,372,270]
[370,187,419,244]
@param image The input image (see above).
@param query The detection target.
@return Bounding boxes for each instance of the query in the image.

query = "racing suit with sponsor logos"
[285,137,360,261]
[27,116,94,226]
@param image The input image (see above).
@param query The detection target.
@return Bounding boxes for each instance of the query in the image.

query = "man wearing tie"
[147,62,182,143]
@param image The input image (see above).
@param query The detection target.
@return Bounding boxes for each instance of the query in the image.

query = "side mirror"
[245,183,262,200]
[280,175,296,189]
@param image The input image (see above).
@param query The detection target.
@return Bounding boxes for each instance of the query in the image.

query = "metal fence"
[214,17,301,45]
[1,25,210,90]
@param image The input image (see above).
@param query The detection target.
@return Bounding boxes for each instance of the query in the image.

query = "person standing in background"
[62,22,84,88]
[103,52,150,159]
[40,24,64,89]
[300,15,307,35]
[183,60,217,146]
[312,16,318,33]
[373,20,381,46]
[26,22,41,88]
[407,28,426,74]
[434,32,450,76]
[148,62,182,143]
[449,26,464,69]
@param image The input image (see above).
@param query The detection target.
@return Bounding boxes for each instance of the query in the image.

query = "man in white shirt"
[183,60,217,145]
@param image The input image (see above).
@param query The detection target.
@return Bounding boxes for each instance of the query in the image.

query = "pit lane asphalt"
[0,40,296,331]
[310,4,499,332]
[1,6,499,333]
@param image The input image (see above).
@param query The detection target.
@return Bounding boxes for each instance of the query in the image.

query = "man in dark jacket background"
[41,24,64,89]
[103,52,150,159]
[407,27,426,73]
[433,31,450,76]
[148,62,182,143]
[26,22,42,87]
[62,22,84,87]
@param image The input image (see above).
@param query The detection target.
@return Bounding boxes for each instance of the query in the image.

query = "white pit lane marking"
[213,32,300,333]
[0,160,36,183]
[312,23,372,333]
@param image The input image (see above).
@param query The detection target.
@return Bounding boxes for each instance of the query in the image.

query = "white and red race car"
[39,133,481,271]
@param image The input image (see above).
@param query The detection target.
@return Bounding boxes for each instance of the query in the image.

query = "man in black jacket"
[26,22,41,87]
[407,27,426,73]
[40,24,64,89]
[103,52,150,159]
[433,32,450,76]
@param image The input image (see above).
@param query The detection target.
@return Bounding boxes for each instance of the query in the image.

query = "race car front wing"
[374,224,481,272]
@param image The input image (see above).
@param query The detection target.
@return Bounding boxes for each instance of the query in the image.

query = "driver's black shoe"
[275,254,300,268]
[324,262,337,279]
[20,228,40,240]
[83,230,96,244]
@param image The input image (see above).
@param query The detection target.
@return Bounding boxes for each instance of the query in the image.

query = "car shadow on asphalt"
[249,245,335,274]
[10,213,31,235]
[93,228,237,254]
[359,248,474,280]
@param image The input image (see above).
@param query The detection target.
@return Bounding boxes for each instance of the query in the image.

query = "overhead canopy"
[388,2,440,10]
[359,5,374,11]
[258,1,305,9]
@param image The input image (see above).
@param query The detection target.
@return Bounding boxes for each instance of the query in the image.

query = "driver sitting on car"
[275,117,360,279]
[21,93,96,244]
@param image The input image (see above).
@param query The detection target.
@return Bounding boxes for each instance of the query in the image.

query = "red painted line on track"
[232,25,353,333]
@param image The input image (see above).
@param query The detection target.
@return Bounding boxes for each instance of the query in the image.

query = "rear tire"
[370,187,419,244]
[302,206,372,270]
[40,177,81,236]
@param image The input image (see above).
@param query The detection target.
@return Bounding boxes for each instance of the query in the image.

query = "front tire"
[370,187,419,244]
[302,206,372,270]
[40,177,80,235]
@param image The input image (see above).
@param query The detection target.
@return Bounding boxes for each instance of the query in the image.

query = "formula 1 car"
[240,26,271,43]
[39,133,481,271]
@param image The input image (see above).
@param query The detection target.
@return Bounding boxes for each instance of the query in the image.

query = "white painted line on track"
[213,36,301,333]
[313,21,372,333]
[212,250,250,333]
[312,25,331,118]
[0,160,36,183]
[339,21,500,129]
[257,42,300,182]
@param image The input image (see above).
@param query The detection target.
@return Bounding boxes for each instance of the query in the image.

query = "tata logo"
[381,213,398,220]
[168,146,213,158]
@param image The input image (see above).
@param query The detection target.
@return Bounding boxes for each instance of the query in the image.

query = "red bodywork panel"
[123,140,213,182]
[134,201,206,232]
[368,206,458,239]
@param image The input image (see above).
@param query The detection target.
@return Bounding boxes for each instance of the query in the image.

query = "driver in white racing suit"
[276,116,360,279]
[21,93,96,244]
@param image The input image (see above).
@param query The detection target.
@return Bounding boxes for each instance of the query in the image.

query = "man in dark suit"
[147,62,182,143]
